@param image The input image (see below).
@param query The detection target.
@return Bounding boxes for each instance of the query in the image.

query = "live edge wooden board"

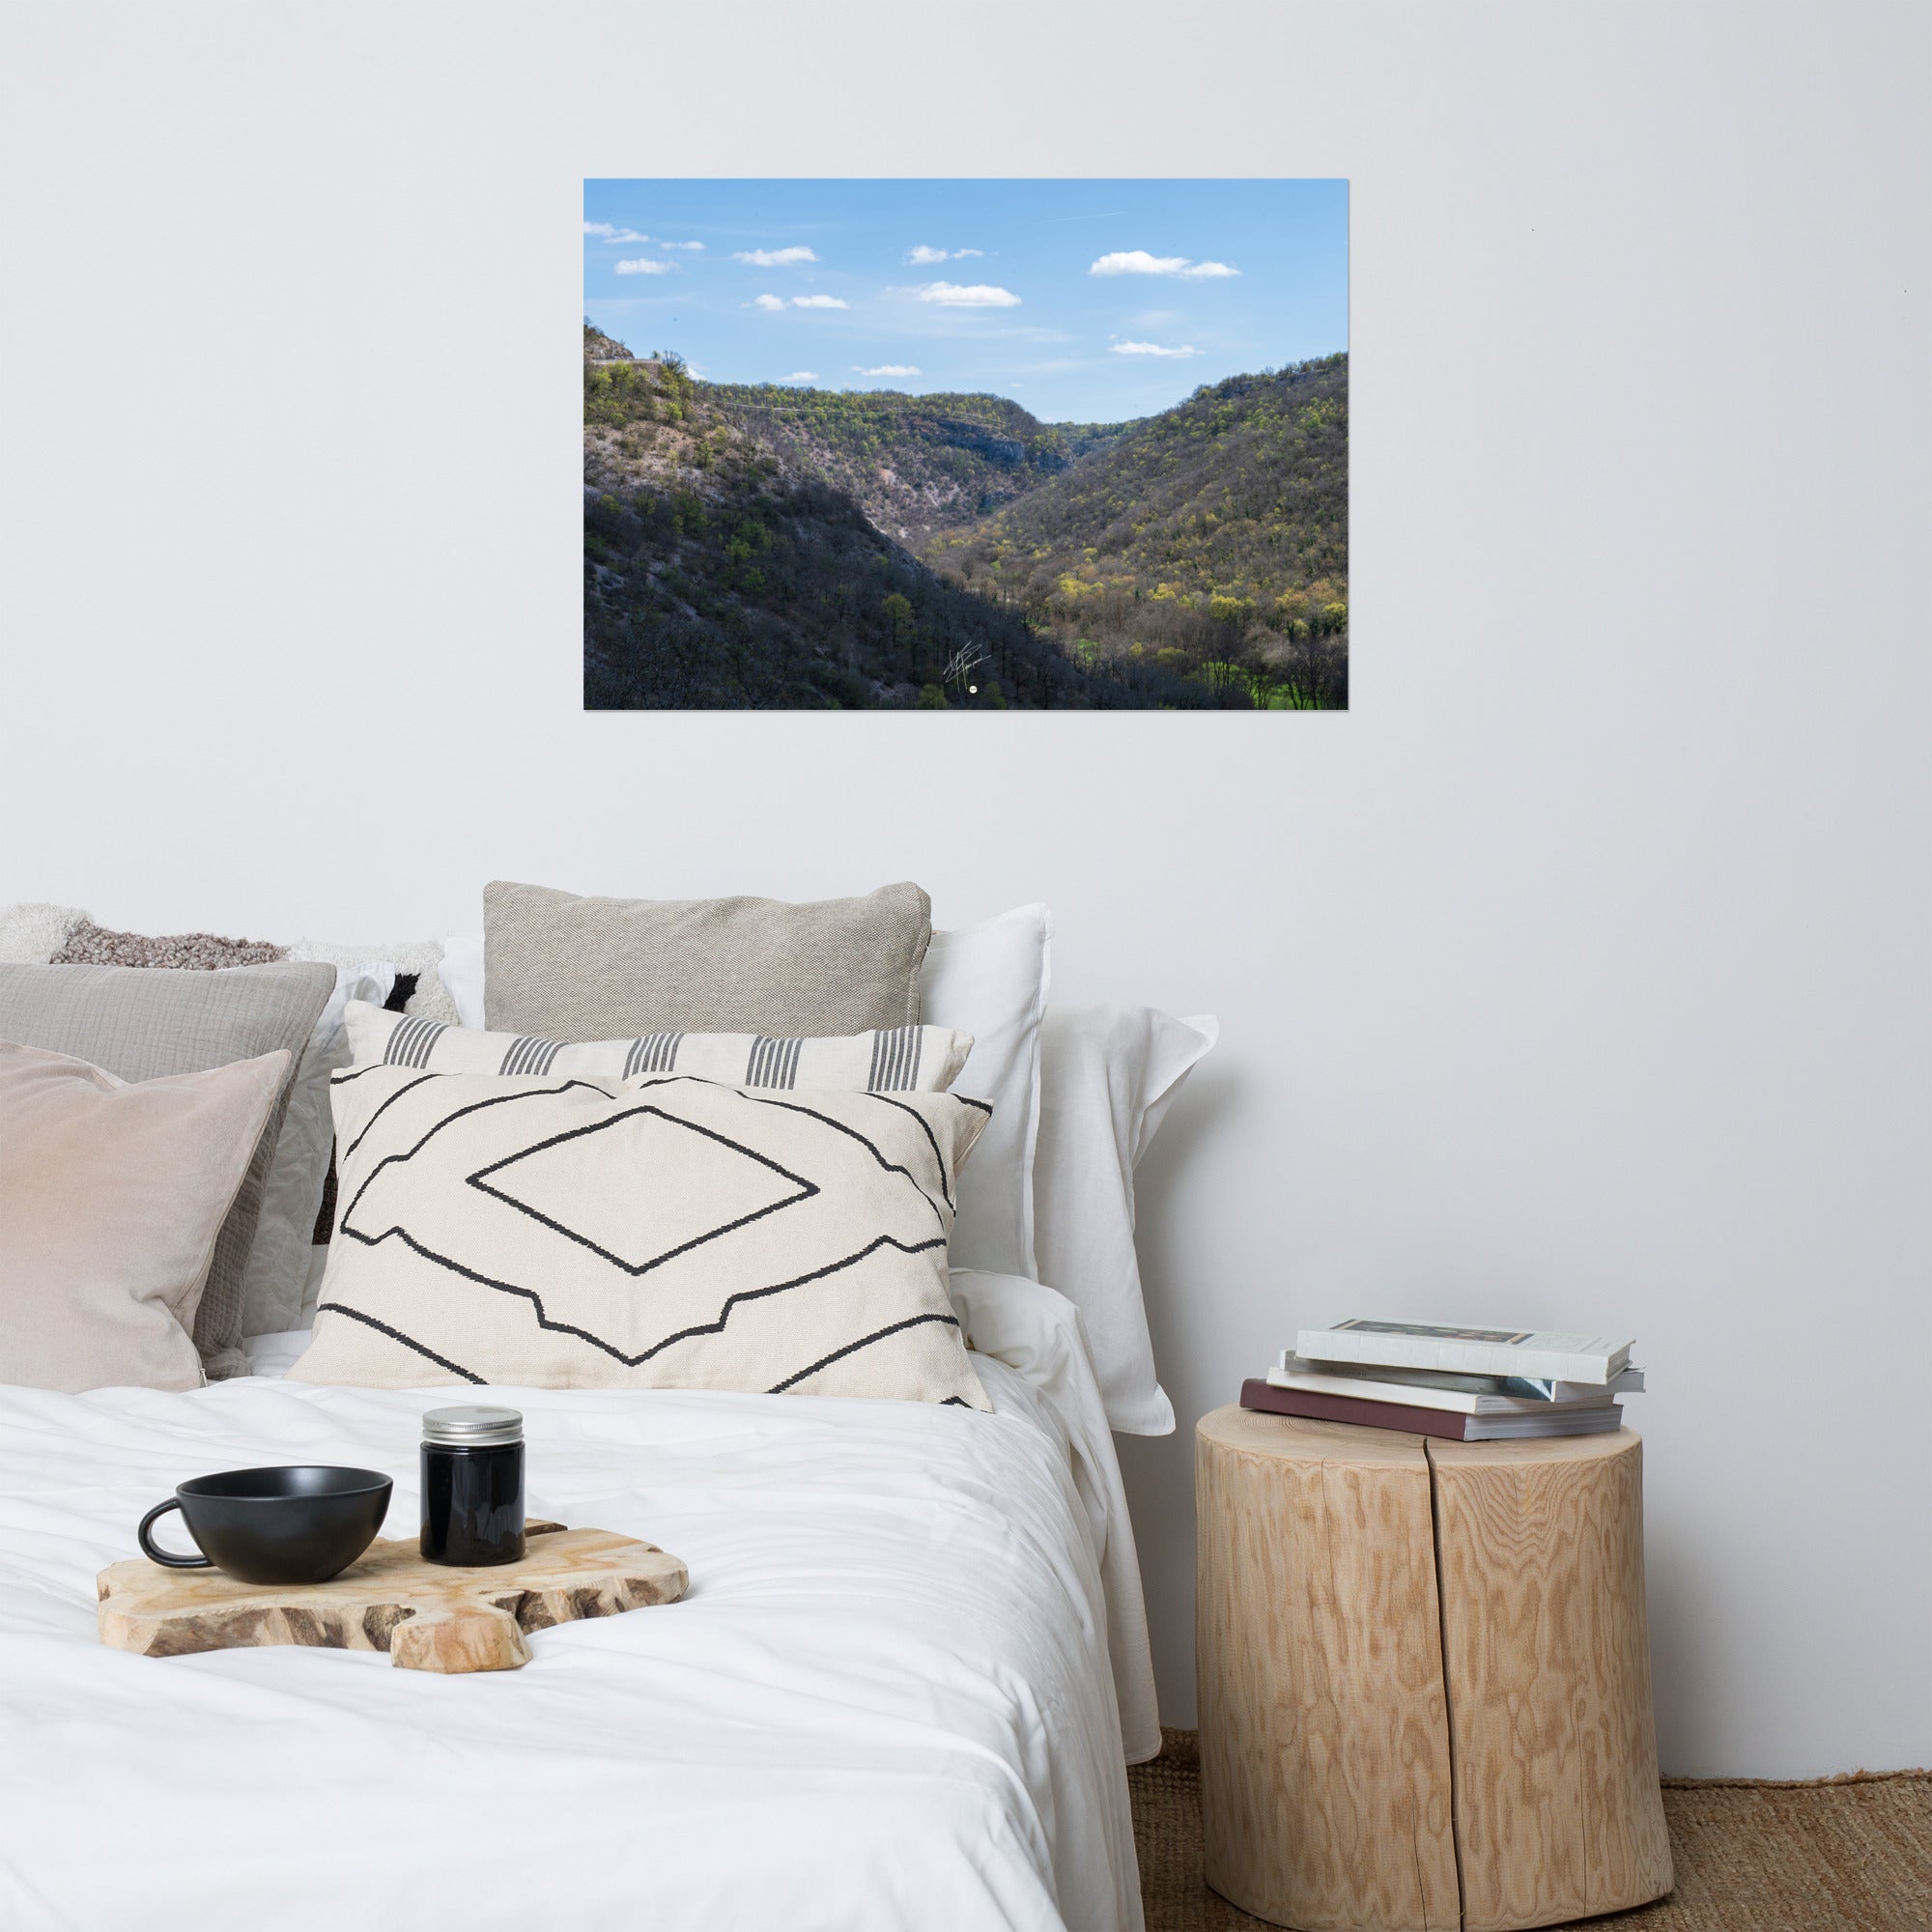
[1195,1407,1672,1932]
[98,1523,688,1674]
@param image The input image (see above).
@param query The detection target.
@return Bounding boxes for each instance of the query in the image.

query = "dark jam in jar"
[420,1406,526,1566]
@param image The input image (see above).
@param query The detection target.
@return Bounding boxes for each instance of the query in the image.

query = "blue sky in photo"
[583,179,1347,424]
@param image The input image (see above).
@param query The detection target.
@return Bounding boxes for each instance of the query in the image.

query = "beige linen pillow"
[290,1065,990,1406]
[0,960,334,1378]
[0,1041,291,1393]
[483,881,931,1039]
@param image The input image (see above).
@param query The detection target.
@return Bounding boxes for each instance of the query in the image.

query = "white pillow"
[1032,1004,1217,1435]
[439,929,486,1028]
[238,962,394,1338]
[920,905,1052,1281]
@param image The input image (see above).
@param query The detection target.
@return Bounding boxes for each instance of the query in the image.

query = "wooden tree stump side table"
[1196,1404,1460,1932]
[1195,1406,1673,1932]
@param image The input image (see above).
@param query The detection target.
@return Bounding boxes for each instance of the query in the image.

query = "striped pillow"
[343,1003,974,1095]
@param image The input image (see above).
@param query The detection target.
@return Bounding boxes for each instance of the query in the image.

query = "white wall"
[2,1,1925,1776]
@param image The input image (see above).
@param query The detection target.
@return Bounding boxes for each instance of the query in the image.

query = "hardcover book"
[1240,1378,1625,1441]
[1270,1355,1642,1414]
[1294,1320,1634,1384]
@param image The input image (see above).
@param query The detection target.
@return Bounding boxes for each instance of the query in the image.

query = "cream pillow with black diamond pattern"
[286,1065,992,1406]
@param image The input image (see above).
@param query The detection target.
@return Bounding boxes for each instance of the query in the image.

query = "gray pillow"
[0,959,334,1379]
[483,881,931,1039]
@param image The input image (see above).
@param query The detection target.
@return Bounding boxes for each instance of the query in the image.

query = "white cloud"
[781,371,817,383]
[1091,250,1184,276]
[732,245,818,267]
[752,293,848,311]
[584,221,650,242]
[614,257,674,275]
[906,244,984,265]
[916,280,1020,307]
[1110,339,1201,357]
[1090,249,1239,280]
[856,364,921,377]
[659,239,704,251]
[953,247,983,258]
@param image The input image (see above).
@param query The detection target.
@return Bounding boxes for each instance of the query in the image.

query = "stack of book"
[1240,1319,1643,1441]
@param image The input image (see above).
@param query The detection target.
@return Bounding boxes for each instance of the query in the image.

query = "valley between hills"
[583,324,1347,710]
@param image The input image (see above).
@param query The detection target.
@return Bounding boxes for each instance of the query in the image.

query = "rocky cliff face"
[582,325,1114,539]
[696,389,1112,543]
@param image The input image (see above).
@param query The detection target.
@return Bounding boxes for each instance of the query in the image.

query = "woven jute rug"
[1128,1729,1931,1932]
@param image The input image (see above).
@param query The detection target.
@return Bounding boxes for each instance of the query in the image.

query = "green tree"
[1245,662,1289,710]
[881,592,915,643]
[1197,660,1254,705]
[915,683,950,709]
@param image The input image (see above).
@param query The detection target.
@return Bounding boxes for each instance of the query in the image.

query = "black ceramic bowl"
[138,1466,392,1585]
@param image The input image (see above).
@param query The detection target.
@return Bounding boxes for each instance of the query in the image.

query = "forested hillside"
[583,326,1347,709]
[924,355,1349,707]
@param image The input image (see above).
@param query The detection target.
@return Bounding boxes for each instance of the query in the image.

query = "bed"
[0,1269,1154,1932]
[0,895,1205,1932]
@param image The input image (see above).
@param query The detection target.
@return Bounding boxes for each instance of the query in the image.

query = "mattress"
[0,1273,1149,1932]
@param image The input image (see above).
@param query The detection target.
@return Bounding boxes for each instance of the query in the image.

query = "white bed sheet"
[0,1285,1150,1932]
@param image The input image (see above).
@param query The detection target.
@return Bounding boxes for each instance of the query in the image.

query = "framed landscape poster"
[583,179,1348,710]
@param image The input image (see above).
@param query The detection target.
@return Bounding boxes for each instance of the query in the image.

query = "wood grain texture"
[1429,1429,1673,1930]
[1195,1406,1461,1932]
[98,1525,687,1673]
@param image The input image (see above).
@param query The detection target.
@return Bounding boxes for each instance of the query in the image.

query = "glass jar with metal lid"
[419,1406,525,1567]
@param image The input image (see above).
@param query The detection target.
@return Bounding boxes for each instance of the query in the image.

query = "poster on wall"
[583,179,1348,711]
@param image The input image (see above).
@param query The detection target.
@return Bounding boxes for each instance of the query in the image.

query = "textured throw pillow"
[0,959,335,1378]
[289,1067,990,1406]
[0,1041,291,1393]
[921,904,1052,1282]
[344,1000,973,1092]
[51,919,286,969]
[483,881,931,1039]
[0,902,288,972]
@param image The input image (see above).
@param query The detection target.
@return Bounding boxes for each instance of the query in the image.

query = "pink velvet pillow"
[0,1040,290,1392]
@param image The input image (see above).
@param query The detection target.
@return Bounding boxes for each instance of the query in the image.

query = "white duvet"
[0,1272,1152,1932]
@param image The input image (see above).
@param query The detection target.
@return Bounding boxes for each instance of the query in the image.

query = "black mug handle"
[138,1497,212,1569]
